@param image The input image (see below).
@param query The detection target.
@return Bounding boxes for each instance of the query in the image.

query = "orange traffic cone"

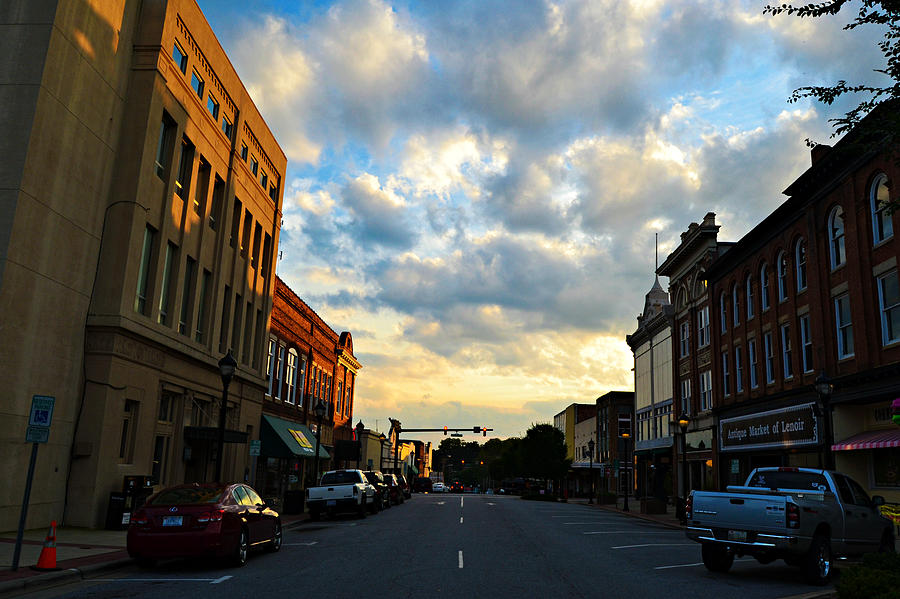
[31,521,60,571]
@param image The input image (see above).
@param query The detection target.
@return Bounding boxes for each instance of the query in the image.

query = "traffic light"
[482,427,487,437]
[473,426,480,434]
[444,426,448,436]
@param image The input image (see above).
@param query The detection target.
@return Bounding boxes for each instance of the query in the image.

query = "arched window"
[720,292,727,334]
[760,263,770,311]
[285,348,298,404]
[795,239,807,291]
[732,282,740,327]
[777,251,789,302]
[829,206,846,269]
[746,274,755,320]
[871,173,893,244]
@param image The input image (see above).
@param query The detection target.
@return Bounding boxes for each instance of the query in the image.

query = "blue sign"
[28,395,55,427]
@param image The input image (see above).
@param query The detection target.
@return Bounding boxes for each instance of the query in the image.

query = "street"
[18,495,825,599]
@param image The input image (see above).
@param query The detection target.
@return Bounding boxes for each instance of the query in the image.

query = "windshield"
[747,470,828,491]
[321,471,361,485]
[149,487,224,505]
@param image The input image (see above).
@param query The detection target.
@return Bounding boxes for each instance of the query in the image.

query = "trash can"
[106,492,128,530]
[283,490,304,514]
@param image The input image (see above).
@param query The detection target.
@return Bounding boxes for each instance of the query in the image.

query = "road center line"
[211,576,232,584]
[458,550,464,569]
[460,517,463,524]
[612,543,696,549]
[460,497,464,508]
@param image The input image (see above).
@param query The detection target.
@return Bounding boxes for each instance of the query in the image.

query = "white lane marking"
[460,497,464,508]
[562,521,623,525]
[436,501,446,505]
[552,515,609,518]
[458,550,464,569]
[460,517,463,524]
[612,543,696,549]
[655,558,753,570]
[102,579,227,583]
[487,502,495,506]
[211,576,232,584]
[284,541,319,546]
[583,531,676,535]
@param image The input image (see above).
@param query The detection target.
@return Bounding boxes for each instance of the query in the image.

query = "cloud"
[341,173,418,249]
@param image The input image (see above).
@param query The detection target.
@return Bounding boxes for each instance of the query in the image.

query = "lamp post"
[355,421,365,469]
[378,433,386,470]
[621,432,630,512]
[313,400,326,485]
[214,350,237,483]
[678,417,689,523]
[815,372,835,470]
[587,438,595,504]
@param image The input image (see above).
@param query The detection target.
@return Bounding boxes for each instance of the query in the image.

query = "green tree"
[521,423,570,484]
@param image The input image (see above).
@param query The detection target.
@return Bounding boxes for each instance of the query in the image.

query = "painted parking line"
[460,517,464,524]
[655,558,754,570]
[101,576,233,584]
[284,541,318,546]
[583,531,678,535]
[461,497,464,508]
[458,550,464,569]
[612,543,695,549]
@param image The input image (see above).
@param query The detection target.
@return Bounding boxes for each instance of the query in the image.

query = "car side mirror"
[872,495,886,507]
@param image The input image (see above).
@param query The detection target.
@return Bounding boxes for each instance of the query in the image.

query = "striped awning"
[832,429,900,451]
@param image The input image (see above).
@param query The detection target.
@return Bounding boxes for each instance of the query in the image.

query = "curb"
[0,557,133,597]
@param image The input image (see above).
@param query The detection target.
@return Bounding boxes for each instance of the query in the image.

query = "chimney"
[811,144,832,165]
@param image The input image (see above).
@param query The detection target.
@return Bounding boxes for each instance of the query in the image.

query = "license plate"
[162,516,183,527]
[727,530,747,542]
[326,500,336,507]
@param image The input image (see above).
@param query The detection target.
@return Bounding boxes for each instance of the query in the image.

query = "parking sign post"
[12,395,55,571]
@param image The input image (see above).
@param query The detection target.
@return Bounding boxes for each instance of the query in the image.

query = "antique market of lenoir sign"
[719,402,819,451]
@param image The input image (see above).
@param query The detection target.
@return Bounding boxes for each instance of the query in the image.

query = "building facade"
[2,0,285,529]
[595,391,635,497]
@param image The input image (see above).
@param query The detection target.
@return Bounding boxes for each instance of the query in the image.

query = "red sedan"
[127,482,281,567]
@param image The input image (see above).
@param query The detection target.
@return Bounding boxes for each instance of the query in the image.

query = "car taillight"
[196,509,225,523]
[786,502,800,529]
[131,511,149,526]
[685,493,693,520]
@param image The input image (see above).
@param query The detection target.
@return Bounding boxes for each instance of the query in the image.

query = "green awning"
[260,415,330,459]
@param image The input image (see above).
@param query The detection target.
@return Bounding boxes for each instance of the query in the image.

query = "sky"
[196,0,887,440]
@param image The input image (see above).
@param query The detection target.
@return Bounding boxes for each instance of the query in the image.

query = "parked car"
[432,482,446,493]
[126,482,281,567]
[307,469,377,519]
[397,474,411,499]
[362,471,390,510]
[383,474,404,505]
[686,467,895,585]
[413,477,433,493]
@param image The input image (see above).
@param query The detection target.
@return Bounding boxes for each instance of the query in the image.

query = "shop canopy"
[832,429,900,451]
[261,414,331,460]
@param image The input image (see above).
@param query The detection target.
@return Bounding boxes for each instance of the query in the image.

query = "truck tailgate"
[692,491,788,536]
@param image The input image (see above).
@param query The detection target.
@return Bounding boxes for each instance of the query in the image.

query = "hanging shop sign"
[720,402,819,452]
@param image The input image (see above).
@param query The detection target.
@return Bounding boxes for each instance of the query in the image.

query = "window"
[207,95,219,120]
[796,239,807,291]
[158,393,176,423]
[732,282,740,326]
[209,177,224,231]
[172,41,188,73]
[680,379,691,415]
[781,323,793,380]
[119,400,138,462]
[158,242,177,326]
[266,338,277,396]
[699,370,712,411]
[269,183,279,203]
[777,251,789,302]
[262,233,272,279]
[222,116,233,139]
[174,136,194,200]
[746,274,754,320]
[871,174,894,244]
[800,314,813,373]
[190,70,204,99]
[735,345,744,393]
[878,270,900,345]
[285,349,298,404]
[297,355,307,408]
[274,344,285,400]
[337,381,344,415]
[835,293,854,358]
[760,263,770,311]
[260,170,268,188]
[679,321,690,357]
[195,269,210,343]
[720,293,727,334]
[763,332,775,384]
[151,435,170,485]
[134,225,155,314]
[253,310,263,369]
[829,206,847,269]
[749,339,759,389]
[230,198,242,248]
[193,158,210,217]
[179,256,196,335]
[241,209,252,258]
[231,294,243,357]
[697,306,710,348]
[240,143,248,161]
[252,223,262,269]
[219,286,231,354]
[242,301,253,365]
[250,155,259,176]
[154,112,176,179]
[722,351,730,397]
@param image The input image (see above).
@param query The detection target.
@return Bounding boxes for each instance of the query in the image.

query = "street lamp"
[378,433,386,471]
[621,432,631,512]
[815,371,835,470]
[587,438,595,504]
[313,400,326,485]
[214,350,237,483]
[355,421,365,469]
[678,417,689,523]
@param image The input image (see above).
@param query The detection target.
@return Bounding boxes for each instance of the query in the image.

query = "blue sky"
[196,0,886,439]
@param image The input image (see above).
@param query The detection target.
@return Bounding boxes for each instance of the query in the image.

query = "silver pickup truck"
[685,467,894,585]
[306,469,376,520]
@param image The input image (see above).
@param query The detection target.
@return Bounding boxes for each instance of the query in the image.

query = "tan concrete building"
[1,0,285,529]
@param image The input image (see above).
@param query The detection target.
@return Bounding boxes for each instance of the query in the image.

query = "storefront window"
[873,448,900,488]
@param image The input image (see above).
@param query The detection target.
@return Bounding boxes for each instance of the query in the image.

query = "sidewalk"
[0,512,310,596]
[566,496,684,529]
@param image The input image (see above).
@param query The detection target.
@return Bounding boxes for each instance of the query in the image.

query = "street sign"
[25,427,50,444]
[249,440,261,456]
[28,395,55,427]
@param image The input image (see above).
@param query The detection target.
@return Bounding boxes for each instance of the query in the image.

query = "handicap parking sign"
[28,395,55,427]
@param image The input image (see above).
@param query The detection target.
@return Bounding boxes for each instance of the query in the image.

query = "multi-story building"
[553,403,596,462]
[2,0,285,529]
[658,214,733,497]
[595,391,634,497]
[706,112,900,501]
[626,276,675,502]
[570,410,597,497]
[258,276,360,508]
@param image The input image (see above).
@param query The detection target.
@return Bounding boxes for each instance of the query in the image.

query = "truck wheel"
[803,534,832,585]
[701,543,734,573]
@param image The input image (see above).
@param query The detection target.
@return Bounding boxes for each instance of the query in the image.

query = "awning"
[260,415,330,459]
[832,429,900,451]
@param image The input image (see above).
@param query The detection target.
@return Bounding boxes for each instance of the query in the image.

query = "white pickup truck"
[306,469,376,520]
[686,467,894,585]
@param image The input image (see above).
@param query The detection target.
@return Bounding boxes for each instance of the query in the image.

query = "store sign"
[720,402,819,452]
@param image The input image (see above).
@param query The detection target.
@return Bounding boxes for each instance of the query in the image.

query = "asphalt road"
[25,494,826,599]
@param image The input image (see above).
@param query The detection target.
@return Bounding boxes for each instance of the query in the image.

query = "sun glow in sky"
[197,0,885,439]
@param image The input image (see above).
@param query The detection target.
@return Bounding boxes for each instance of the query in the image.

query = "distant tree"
[764,1,900,147]
[521,424,570,484]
